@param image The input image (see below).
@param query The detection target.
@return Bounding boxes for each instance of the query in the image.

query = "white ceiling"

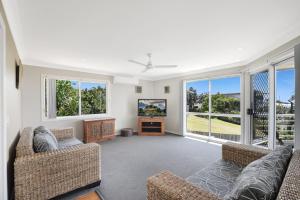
[4,0,300,80]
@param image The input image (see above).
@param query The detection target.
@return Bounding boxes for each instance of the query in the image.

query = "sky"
[70,81,106,90]
[276,69,295,102]
[186,69,295,102]
[186,76,240,95]
[81,82,106,90]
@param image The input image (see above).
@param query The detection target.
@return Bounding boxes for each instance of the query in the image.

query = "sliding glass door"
[275,64,295,147]
[249,60,295,148]
[184,59,295,148]
[250,71,269,147]
[186,80,209,137]
[186,76,241,142]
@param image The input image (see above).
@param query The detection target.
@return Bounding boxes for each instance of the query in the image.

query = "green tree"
[187,87,197,111]
[211,93,239,114]
[288,95,295,113]
[198,94,209,113]
[81,86,106,114]
[56,80,79,116]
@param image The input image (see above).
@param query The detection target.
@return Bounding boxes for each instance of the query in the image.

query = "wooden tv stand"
[138,117,165,136]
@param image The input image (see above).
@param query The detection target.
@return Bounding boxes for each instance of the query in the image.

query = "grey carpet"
[61,134,221,200]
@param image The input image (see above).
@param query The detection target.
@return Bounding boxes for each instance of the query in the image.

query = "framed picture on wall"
[15,61,22,89]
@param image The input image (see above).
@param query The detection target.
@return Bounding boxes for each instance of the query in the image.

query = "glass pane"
[56,80,79,117]
[210,116,241,142]
[81,82,106,115]
[276,68,295,146]
[186,114,209,137]
[186,80,209,113]
[251,71,269,147]
[211,77,240,114]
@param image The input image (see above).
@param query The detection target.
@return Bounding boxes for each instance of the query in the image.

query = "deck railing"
[186,113,295,146]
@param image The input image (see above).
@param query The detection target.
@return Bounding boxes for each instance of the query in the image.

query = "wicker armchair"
[147,143,300,200]
[14,127,101,200]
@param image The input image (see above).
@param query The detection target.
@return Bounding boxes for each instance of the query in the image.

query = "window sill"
[41,113,110,122]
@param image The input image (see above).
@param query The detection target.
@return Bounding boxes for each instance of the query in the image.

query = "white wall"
[21,65,154,139]
[153,78,183,135]
[0,1,22,199]
[0,9,6,200]
[111,81,154,132]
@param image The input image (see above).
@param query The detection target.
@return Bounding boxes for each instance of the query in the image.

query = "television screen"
[138,99,167,116]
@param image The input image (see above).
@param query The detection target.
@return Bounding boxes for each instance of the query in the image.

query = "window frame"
[274,60,295,147]
[184,74,243,143]
[41,74,110,121]
[246,56,295,149]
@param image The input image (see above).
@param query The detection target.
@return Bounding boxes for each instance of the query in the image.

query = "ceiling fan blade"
[154,65,178,68]
[128,60,147,67]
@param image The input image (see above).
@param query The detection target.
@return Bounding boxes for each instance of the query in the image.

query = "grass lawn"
[187,115,241,135]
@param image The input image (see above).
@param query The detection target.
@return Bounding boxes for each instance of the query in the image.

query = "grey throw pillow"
[33,133,58,152]
[225,145,293,200]
[34,126,58,146]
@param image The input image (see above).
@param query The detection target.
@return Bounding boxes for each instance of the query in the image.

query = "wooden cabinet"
[138,117,165,136]
[83,118,115,143]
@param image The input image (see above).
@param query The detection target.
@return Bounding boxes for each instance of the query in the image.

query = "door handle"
[247,108,254,115]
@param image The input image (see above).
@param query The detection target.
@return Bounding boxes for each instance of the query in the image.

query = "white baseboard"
[114,129,182,136]
[165,130,182,136]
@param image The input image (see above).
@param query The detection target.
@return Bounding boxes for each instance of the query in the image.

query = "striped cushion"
[225,145,293,200]
[34,126,58,145]
[33,133,58,152]
[186,160,243,199]
[33,126,59,153]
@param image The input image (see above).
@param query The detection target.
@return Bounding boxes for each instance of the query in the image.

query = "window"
[81,82,107,115]
[249,59,295,149]
[186,76,241,142]
[56,80,80,117]
[276,67,295,146]
[43,76,108,119]
[186,80,209,137]
[211,77,240,114]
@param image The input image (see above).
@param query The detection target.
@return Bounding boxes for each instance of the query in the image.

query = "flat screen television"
[138,99,167,117]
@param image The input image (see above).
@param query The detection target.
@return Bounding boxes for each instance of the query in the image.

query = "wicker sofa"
[147,142,300,200]
[14,127,101,200]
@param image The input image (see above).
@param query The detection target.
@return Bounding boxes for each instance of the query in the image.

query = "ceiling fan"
[128,53,178,73]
